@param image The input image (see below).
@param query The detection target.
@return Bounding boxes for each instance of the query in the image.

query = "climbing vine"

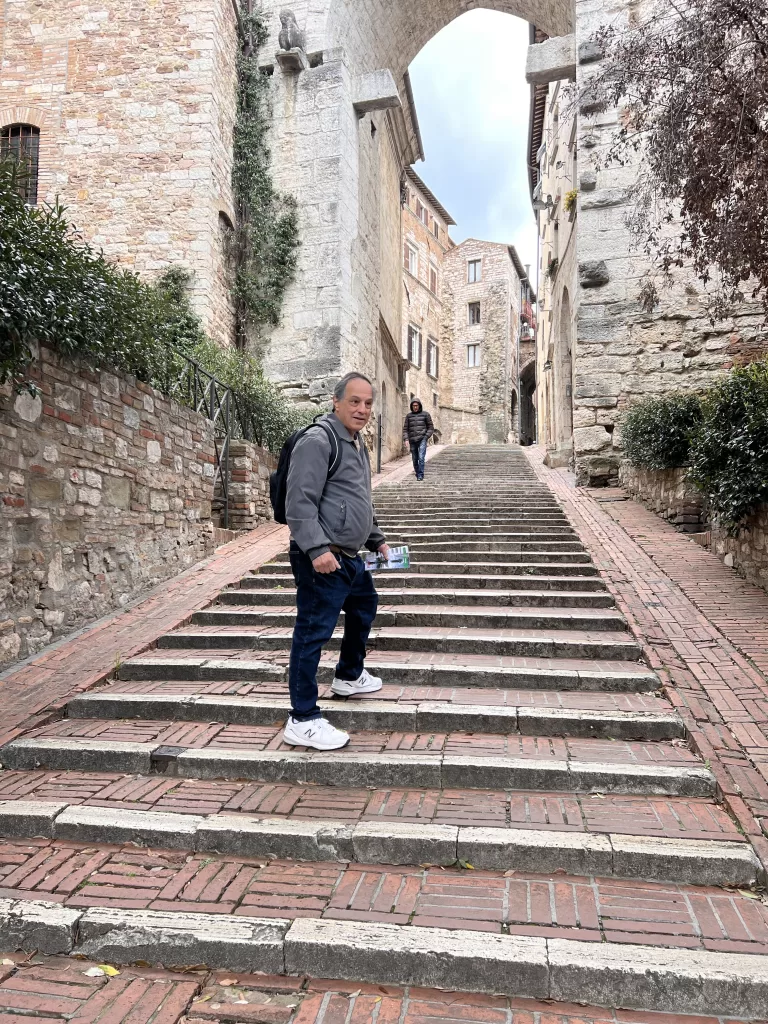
[232,6,300,347]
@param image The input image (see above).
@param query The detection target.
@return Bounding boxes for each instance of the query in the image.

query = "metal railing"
[162,351,261,530]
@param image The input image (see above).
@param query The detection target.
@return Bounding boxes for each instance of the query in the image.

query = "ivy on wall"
[232,7,300,347]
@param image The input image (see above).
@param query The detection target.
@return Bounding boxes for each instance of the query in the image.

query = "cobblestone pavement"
[1,446,768,1020]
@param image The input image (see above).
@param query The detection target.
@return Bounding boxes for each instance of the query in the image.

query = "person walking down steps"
[282,372,391,751]
[403,398,434,481]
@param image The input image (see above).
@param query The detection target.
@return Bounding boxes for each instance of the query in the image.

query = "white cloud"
[408,9,538,274]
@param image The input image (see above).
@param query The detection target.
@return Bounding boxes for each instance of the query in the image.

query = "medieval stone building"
[5,0,754,479]
[439,240,531,446]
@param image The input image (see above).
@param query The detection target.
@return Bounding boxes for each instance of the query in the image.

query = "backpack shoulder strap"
[310,420,342,479]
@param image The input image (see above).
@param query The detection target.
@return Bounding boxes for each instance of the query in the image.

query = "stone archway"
[260,0,575,439]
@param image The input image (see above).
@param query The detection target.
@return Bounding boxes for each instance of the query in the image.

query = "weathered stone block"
[579,260,610,287]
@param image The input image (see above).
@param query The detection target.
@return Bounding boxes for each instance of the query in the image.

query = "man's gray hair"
[333,372,375,401]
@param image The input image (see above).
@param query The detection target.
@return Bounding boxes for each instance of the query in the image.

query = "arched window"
[1,124,40,204]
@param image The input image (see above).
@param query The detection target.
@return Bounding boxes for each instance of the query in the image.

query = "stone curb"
[118,655,660,692]
[0,801,754,884]
[156,628,644,661]
[0,741,715,796]
[66,692,684,740]
[190,607,629,633]
[2,899,768,1015]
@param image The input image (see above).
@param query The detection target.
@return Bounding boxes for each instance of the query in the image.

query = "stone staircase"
[0,445,767,1018]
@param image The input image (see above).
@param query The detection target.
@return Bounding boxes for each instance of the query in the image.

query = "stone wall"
[227,441,276,531]
[711,509,768,592]
[619,461,768,592]
[0,0,239,344]
[567,0,768,484]
[618,464,707,533]
[0,347,275,669]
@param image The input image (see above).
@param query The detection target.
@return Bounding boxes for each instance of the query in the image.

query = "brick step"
[0,728,713,796]
[219,588,616,608]
[2,883,768,1013]
[118,653,660,692]
[157,626,643,661]
[385,540,586,553]
[375,515,573,526]
[385,528,577,536]
[2,959,752,1024]
[267,549,593,564]
[0,772,739,840]
[66,691,683,741]
[105,678,668,713]
[191,606,628,633]
[240,572,607,591]
[384,527,578,537]
[256,561,600,577]
[0,802,755,884]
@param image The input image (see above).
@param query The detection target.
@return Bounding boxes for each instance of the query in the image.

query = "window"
[467,259,482,283]
[467,344,481,368]
[468,301,481,325]
[429,264,438,294]
[403,242,418,276]
[407,324,422,367]
[417,200,429,226]
[432,222,440,241]
[427,339,439,379]
[1,124,40,204]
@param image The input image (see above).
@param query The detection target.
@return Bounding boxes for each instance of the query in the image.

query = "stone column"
[227,441,276,530]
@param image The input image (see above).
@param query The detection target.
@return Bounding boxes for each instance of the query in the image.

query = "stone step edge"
[3,900,768,1016]
[0,738,716,797]
[116,657,661,692]
[0,801,756,885]
[66,693,685,740]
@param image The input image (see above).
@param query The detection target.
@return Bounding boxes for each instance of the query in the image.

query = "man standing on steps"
[403,398,434,481]
[282,372,390,751]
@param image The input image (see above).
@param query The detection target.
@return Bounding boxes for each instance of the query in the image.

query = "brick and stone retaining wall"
[618,460,768,592]
[710,507,768,592]
[0,347,268,667]
[618,464,707,533]
[226,441,276,531]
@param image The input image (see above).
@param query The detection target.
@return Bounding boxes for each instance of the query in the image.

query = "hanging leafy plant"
[232,7,300,346]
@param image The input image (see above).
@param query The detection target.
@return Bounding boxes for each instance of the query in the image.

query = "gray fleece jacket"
[285,412,387,559]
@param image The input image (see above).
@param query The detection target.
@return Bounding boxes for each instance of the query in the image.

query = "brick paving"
[0,839,766,952]
[524,448,768,868]
[0,957,750,1024]
[0,771,740,838]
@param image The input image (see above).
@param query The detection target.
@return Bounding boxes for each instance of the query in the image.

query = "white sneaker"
[283,716,350,750]
[331,668,383,696]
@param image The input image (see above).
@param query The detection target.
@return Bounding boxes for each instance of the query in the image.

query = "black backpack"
[269,418,342,524]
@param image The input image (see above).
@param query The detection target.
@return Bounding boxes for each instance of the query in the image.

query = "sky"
[408,9,538,278]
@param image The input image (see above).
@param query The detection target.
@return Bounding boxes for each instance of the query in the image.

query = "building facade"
[0,0,239,345]
[400,167,454,445]
[531,77,578,468]
[440,240,531,446]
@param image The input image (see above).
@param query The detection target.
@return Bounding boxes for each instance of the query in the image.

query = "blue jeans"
[288,544,379,721]
[410,438,427,479]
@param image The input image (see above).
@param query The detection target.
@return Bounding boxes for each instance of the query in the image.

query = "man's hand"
[313,551,340,574]
[378,543,391,560]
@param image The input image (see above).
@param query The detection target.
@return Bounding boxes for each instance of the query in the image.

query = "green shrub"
[0,158,307,453]
[621,392,703,470]
[689,359,768,532]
